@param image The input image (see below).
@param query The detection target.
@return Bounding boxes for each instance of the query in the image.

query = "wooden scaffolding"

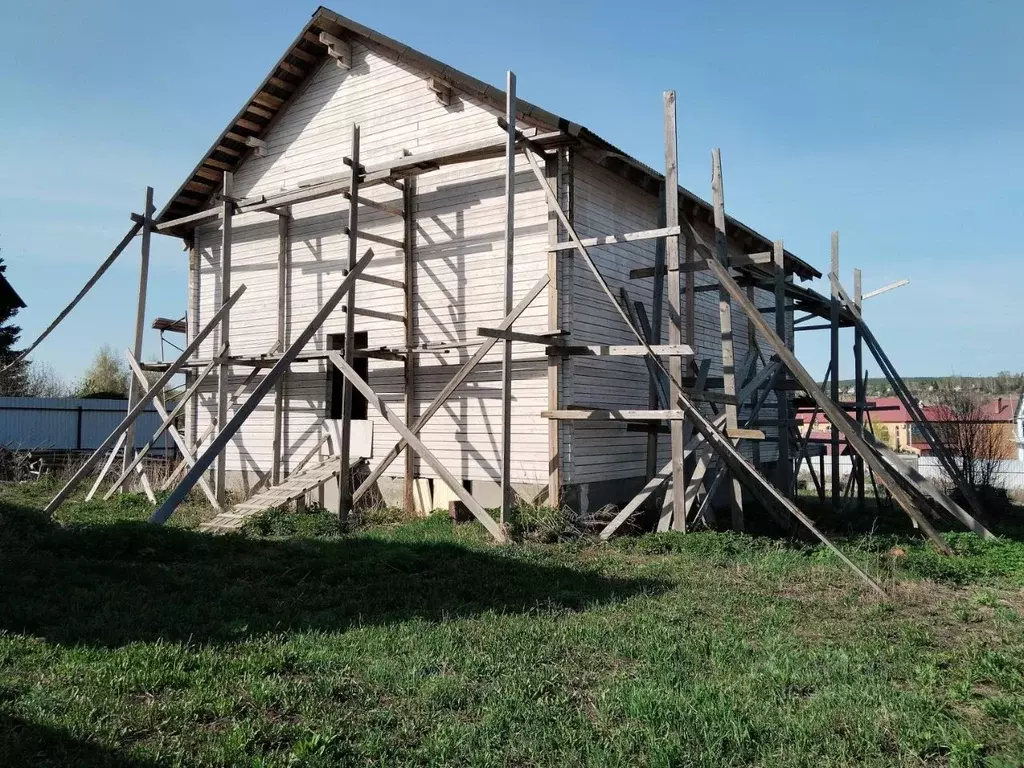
[22,71,994,596]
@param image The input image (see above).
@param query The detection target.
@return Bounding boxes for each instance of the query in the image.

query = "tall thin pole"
[499,70,516,527]
[663,92,685,531]
[853,266,865,512]
[711,149,744,529]
[122,186,153,475]
[339,124,360,527]
[829,231,840,506]
[215,172,233,505]
[403,177,417,515]
[773,240,791,495]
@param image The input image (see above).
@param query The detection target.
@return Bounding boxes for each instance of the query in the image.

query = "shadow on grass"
[0,713,159,768]
[0,501,667,649]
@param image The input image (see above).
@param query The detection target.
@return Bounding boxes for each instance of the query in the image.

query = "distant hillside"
[835,373,1024,399]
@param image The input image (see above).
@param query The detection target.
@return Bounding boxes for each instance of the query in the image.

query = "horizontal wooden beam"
[543,409,687,421]
[343,227,404,250]
[343,191,404,218]
[477,327,566,345]
[545,343,693,357]
[358,272,405,290]
[547,226,681,252]
[630,251,773,279]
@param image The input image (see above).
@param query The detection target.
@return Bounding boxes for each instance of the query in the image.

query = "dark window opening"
[327,331,368,420]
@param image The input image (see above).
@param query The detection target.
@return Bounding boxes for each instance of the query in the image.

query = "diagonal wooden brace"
[328,351,507,542]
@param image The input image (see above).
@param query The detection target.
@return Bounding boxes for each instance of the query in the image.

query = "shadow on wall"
[0,502,666,649]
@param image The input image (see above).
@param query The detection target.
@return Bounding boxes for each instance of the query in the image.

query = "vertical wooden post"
[215,172,233,505]
[853,266,865,512]
[711,149,744,529]
[745,284,761,471]
[122,186,154,475]
[829,231,840,506]
[403,177,417,515]
[545,154,561,506]
[645,183,667,482]
[499,71,517,527]
[663,92,686,531]
[338,124,360,526]
[272,208,289,486]
[773,240,791,495]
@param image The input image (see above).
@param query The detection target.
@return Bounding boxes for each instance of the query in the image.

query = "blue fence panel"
[0,397,174,454]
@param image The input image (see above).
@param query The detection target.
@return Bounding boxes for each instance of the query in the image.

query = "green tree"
[0,256,27,395]
[76,345,129,398]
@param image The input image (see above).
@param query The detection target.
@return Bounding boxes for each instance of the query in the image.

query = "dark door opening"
[327,332,368,420]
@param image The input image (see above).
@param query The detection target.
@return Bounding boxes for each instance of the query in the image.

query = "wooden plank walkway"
[200,458,348,532]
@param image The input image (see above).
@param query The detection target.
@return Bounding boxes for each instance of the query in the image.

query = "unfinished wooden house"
[140,8,821,520]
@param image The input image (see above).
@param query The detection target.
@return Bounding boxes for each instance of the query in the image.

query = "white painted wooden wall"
[187,38,790,492]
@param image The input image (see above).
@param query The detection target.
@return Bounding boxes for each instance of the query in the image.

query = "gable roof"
[156,6,820,280]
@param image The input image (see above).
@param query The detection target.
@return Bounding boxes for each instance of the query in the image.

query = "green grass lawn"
[1,480,1023,767]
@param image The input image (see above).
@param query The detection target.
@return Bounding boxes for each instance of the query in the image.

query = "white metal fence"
[798,453,1024,493]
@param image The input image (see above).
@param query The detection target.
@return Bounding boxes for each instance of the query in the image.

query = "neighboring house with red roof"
[797,393,1024,459]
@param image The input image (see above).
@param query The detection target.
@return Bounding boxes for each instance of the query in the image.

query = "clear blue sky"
[1,0,1021,382]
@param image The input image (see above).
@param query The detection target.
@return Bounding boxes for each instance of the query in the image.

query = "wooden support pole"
[151,251,374,525]
[663,92,686,531]
[351,274,549,505]
[44,285,246,516]
[499,71,517,526]
[122,186,154,476]
[773,240,791,495]
[403,177,417,515]
[338,124,361,526]
[645,183,668,482]
[829,231,841,506]
[746,283,761,471]
[711,149,744,529]
[853,267,865,512]
[545,153,561,505]
[215,172,234,505]
[272,208,289,486]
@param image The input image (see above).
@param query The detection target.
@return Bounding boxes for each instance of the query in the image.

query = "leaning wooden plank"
[44,285,246,516]
[351,274,549,505]
[711,149,744,529]
[328,351,506,542]
[105,356,217,498]
[85,432,127,501]
[150,251,374,526]
[2,220,142,374]
[123,355,222,510]
[706,257,951,554]
[548,225,682,252]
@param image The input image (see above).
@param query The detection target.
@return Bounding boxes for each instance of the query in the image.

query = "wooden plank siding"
[566,156,782,484]
[190,40,553,487]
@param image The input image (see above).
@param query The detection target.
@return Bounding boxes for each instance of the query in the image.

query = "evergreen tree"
[0,256,27,396]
